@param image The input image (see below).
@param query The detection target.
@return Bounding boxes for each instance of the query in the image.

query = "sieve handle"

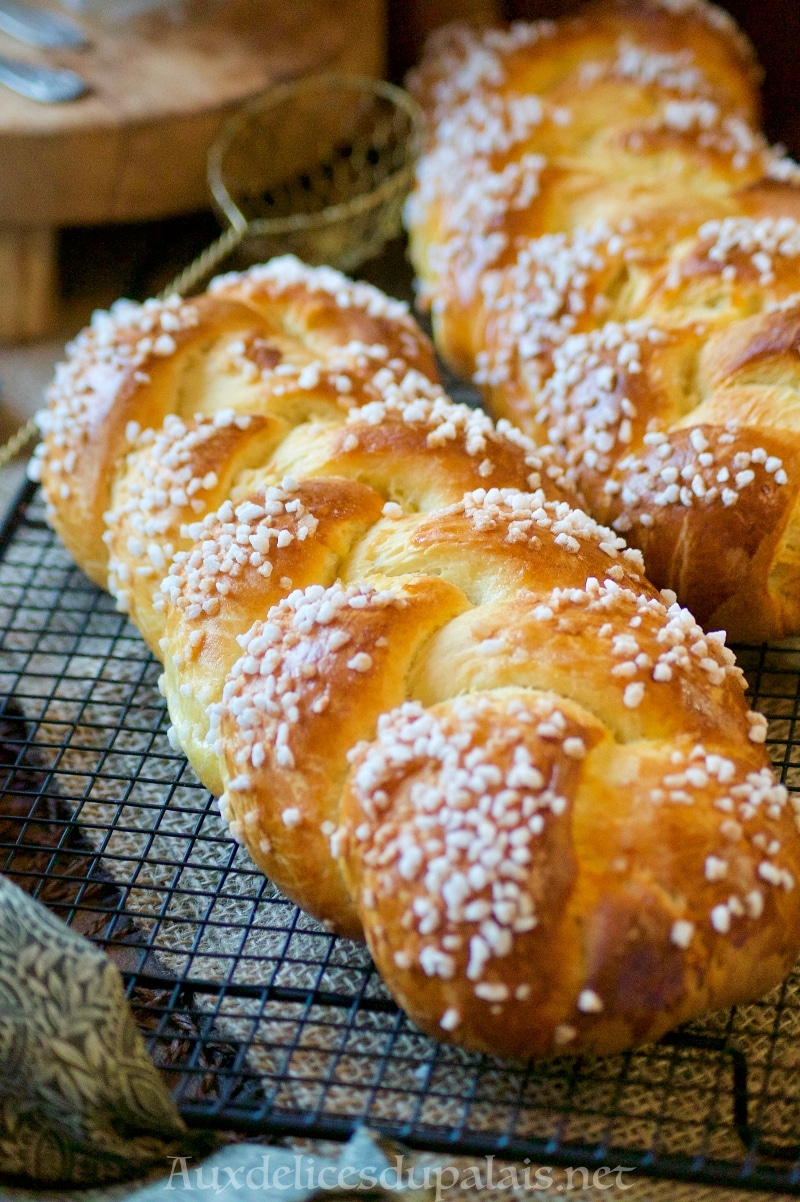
[158,224,247,300]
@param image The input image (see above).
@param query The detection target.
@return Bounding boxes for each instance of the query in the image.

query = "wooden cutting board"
[0,0,385,340]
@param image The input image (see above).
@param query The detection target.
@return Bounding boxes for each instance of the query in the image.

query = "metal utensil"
[0,0,87,48]
[0,54,87,100]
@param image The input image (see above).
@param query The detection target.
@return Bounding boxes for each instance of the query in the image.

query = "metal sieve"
[167,73,425,298]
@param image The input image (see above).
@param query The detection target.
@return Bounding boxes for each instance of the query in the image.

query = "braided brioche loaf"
[407,0,800,641]
[33,257,800,1058]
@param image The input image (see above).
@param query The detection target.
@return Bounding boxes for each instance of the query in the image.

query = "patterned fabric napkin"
[0,875,437,1198]
[0,875,187,1185]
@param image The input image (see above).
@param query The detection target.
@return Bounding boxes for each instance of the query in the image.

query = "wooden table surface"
[0,0,386,343]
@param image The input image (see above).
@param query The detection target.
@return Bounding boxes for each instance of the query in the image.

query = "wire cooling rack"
[2,477,800,1195]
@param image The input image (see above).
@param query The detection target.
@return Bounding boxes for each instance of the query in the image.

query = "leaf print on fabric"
[0,875,186,1185]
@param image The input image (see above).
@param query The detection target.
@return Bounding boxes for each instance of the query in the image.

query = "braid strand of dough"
[33,256,800,1058]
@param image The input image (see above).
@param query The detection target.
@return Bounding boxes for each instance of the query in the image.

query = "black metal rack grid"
[2,478,800,1195]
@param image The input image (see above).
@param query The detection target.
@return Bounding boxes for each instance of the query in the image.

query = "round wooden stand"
[0,0,385,341]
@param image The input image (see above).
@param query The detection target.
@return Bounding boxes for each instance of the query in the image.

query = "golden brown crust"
[338,686,800,1057]
[160,475,386,796]
[38,296,265,586]
[35,256,800,1059]
[216,573,468,938]
[407,0,800,638]
[36,265,438,589]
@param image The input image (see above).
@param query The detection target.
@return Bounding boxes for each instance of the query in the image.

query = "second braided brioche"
[33,257,800,1058]
[407,0,800,641]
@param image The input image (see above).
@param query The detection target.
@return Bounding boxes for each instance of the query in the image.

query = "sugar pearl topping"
[537,320,665,471]
[35,294,200,503]
[643,99,766,170]
[407,5,800,549]
[407,20,557,120]
[423,152,549,300]
[343,664,790,1017]
[29,17,800,1063]
[211,581,406,772]
[611,426,788,529]
[208,254,414,325]
[409,0,747,125]
[34,0,800,1054]
[220,334,397,403]
[160,478,319,625]
[349,371,565,488]
[37,256,429,506]
[428,90,555,161]
[452,487,644,571]
[476,221,632,390]
[580,40,710,96]
[510,574,744,697]
[766,155,800,186]
[104,411,252,613]
[345,692,579,993]
[694,216,800,285]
